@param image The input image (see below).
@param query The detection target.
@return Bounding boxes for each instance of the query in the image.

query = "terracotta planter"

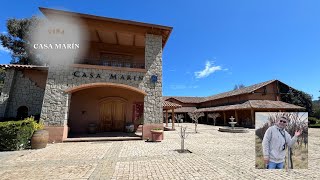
[150,130,163,142]
[31,130,49,149]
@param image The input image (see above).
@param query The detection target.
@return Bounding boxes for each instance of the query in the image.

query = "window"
[17,106,28,120]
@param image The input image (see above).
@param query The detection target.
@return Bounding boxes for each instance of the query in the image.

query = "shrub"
[0,117,38,151]
[308,117,318,125]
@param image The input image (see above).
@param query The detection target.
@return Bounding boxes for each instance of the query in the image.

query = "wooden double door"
[99,98,126,132]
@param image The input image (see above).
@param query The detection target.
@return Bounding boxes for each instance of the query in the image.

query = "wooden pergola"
[162,100,182,130]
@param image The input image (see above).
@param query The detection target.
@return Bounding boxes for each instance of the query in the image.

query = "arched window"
[17,106,28,120]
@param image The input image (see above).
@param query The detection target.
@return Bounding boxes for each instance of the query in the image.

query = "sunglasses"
[280,120,287,123]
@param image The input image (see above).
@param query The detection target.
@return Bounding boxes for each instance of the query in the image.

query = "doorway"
[99,97,126,132]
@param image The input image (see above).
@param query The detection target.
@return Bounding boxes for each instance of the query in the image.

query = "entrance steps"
[64,132,142,142]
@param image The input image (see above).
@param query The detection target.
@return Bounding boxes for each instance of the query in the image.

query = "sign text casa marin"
[73,71,144,81]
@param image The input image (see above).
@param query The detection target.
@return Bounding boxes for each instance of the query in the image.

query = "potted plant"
[150,127,164,142]
[31,119,49,149]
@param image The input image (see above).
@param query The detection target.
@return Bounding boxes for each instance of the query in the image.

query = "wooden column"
[251,109,255,128]
[172,108,175,130]
[185,112,187,122]
[165,110,168,127]
[235,110,238,124]
[223,111,226,125]
[206,112,209,124]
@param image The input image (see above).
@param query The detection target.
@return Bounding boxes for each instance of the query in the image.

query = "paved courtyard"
[0,123,319,180]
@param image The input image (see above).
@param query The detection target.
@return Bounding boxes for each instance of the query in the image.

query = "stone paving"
[0,123,319,180]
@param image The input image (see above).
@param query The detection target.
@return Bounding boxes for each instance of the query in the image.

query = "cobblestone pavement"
[0,123,319,180]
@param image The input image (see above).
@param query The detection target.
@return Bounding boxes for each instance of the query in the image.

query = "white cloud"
[195,61,224,78]
[0,44,10,53]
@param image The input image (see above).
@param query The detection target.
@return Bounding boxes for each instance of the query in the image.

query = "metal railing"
[77,59,145,69]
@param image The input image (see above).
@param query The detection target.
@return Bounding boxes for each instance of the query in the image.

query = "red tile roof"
[167,107,197,113]
[162,100,182,109]
[203,80,276,102]
[195,100,305,112]
[163,96,205,103]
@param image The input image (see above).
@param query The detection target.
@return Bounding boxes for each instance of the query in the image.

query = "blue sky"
[0,0,319,100]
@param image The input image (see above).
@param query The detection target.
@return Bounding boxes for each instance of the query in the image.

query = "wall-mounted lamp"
[150,75,158,83]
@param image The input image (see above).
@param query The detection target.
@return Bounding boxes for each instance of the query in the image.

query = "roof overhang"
[195,100,305,112]
[0,64,48,70]
[39,7,172,48]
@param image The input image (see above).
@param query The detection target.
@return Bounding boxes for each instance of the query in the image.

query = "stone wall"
[6,70,46,118]
[140,34,163,124]
[0,69,16,117]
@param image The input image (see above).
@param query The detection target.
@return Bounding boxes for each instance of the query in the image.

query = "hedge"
[309,124,320,128]
[0,118,37,151]
[309,117,318,125]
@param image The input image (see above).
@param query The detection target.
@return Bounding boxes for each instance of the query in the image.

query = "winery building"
[0,7,172,142]
[0,8,305,142]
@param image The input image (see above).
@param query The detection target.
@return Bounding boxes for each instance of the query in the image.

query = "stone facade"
[140,34,163,124]
[40,66,146,126]
[39,34,163,141]
[0,69,45,118]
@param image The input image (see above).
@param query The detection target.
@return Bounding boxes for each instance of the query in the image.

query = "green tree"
[233,84,245,90]
[280,87,313,115]
[312,100,320,119]
[0,17,42,65]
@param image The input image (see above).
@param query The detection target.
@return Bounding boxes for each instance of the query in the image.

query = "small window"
[262,87,267,95]
[17,106,28,120]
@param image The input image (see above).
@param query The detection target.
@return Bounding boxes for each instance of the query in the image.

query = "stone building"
[0,7,172,142]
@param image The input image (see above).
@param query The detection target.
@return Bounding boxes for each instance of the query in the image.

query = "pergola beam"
[251,108,255,127]
[165,110,168,127]
[172,108,175,130]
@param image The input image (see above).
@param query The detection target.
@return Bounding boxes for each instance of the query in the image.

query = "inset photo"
[255,112,308,169]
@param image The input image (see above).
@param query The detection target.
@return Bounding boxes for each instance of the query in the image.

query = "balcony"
[77,59,145,69]
[72,59,146,72]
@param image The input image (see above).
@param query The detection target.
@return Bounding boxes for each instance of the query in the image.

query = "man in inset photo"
[262,116,302,169]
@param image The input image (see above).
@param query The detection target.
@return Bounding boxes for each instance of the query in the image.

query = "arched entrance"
[65,83,146,135]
